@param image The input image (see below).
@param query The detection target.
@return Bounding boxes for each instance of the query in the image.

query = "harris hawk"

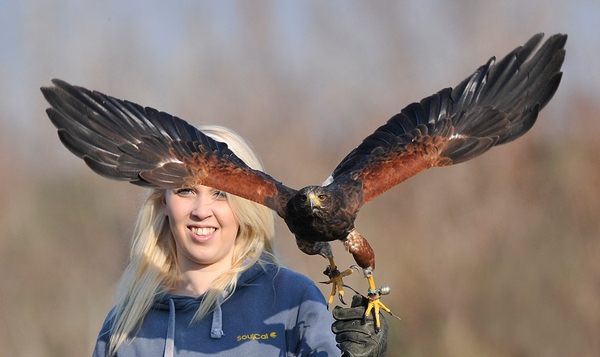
[41,33,566,331]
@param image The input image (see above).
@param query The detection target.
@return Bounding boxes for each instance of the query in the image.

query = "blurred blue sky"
[0,0,598,158]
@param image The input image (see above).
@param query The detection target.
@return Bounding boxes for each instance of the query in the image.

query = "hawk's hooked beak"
[308,193,322,209]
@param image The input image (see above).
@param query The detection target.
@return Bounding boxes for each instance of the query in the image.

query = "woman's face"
[165,185,239,272]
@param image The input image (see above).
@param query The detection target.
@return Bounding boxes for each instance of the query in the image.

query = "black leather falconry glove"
[332,294,388,357]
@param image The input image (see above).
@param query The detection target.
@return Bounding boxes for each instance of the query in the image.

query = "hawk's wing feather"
[329,33,566,205]
[42,79,295,218]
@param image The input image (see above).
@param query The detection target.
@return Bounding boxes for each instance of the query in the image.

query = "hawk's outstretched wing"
[328,33,566,204]
[41,79,295,217]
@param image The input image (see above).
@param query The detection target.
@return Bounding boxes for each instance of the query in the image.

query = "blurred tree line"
[0,1,598,356]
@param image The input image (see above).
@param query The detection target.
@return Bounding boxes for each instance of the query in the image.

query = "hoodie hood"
[154,260,273,311]
[153,261,275,357]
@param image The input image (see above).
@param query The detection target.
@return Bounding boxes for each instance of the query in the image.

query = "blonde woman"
[42,80,388,356]
[90,125,386,357]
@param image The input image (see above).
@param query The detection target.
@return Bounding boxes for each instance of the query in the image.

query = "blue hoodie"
[93,262,340,356]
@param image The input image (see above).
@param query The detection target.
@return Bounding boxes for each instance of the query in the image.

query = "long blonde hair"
[107,125,277,355]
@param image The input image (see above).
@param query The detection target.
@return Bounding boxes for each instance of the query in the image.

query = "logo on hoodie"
[237,331,278,342]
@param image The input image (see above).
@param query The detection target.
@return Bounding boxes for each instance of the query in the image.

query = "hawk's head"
[284,183,358,241]
[295,185,347,221]
[305,187,327,208]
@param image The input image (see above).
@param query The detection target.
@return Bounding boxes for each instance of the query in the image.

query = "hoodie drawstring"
[210,290,227,339]
[164,298,175,357]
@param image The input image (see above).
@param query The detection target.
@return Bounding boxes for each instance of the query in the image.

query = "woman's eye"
[213,191,227,200]
[175,188,195,196]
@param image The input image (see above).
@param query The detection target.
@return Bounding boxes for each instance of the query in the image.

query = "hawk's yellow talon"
[365,296,393,332]
[320,259,356,307]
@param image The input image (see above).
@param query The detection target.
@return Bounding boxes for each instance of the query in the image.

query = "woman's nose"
[191,195,215,219]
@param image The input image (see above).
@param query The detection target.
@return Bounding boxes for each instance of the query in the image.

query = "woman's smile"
[189,226,218,242]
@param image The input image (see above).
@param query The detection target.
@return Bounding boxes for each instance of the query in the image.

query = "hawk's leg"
[343,229,399,332]
[295,238,356,307]
[321,257,357,306]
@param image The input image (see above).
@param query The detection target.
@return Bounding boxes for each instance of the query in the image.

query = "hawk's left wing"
[41,79,295,218]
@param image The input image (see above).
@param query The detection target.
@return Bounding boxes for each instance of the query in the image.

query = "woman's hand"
[332,294,389,357]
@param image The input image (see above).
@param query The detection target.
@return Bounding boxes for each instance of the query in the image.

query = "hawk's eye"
[318,194,326,200]
[300,194,307,201]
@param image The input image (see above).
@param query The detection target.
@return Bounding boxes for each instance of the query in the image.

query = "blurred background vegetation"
[1,1,599,356]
